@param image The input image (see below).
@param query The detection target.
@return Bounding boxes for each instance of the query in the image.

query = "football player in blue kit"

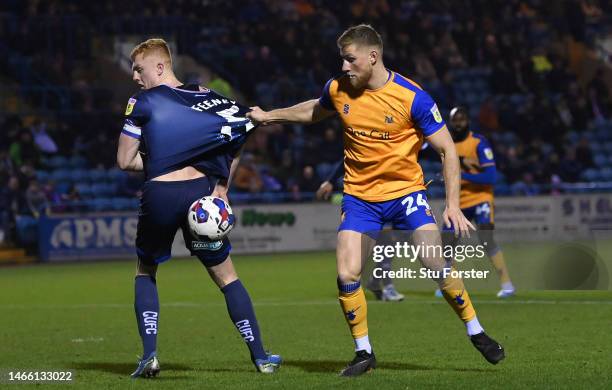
[117,38,281,378]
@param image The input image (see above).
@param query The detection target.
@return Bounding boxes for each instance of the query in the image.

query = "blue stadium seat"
[111,197,137,211]
[68,155,87,168]
[36,170,50,183]
[590,142,602,153]
[70,169,89,183]
[75,183,93,198]
[91,183,117,197]
[581,168,600,182]
[595,129,611,142]
[452,69,468,79]
[88,169,107,182]
[51,169,72,183]
[107,167,127,182]
[55,182,72,194]
[82,199,97,211]
[91,197,114,211]
[48,155,69,169]
[566,131,580,143]
[495,183,511,196]
[600,167,612,181]
[594,154,608,167]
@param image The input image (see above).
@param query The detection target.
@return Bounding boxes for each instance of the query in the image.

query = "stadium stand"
[0,0,611,251]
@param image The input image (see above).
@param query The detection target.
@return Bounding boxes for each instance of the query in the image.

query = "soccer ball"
[188,196,236,241]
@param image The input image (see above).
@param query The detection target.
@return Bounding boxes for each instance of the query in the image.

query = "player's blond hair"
[130,38,173,67]
[337,24,383,52]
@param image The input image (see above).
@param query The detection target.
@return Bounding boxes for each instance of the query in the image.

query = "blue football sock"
[221,279,267,361]
[134,275,159,359]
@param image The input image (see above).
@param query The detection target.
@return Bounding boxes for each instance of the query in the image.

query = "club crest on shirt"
[385,115,394,124]
[125,98,137,115]
[430,104,442,123]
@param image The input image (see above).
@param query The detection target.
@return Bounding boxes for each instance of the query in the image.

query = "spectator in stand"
[511,173,541,196]
[291,165,320,201]
[558,148,583,183]
[44,180,65,213]
[271,150,298,191]
[316,127,343,180]
[25,179,49,218]
[0,148,13,184]
[233,154,263,193]
[0,176,13,244]
[1,0,611,202]
[588,68,612,120]
[575,137,594,168]
[2,176,27,243]
[9,130,39,167]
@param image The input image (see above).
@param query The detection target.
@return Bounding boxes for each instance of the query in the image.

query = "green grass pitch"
[1,251,611,389]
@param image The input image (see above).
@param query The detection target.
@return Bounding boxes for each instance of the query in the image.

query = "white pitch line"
[1,299,612,310]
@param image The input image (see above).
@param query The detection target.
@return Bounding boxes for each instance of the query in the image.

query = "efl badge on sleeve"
[125,98,137,115]
[484,147,494,160]
[430,104,442,123]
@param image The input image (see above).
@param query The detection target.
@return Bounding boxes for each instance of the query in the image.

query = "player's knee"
[207,256,238,288]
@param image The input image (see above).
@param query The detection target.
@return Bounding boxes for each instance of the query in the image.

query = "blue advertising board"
[38,213,138,262]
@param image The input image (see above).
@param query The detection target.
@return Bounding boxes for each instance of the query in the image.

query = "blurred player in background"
[317,161,405,301]
[249,25,505,376]
[117,38,280,378]
[440,107,515,298]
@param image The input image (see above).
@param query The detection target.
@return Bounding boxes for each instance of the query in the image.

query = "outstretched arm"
[247,99,335,125]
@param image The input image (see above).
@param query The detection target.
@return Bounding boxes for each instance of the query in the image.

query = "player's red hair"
[130,38,173,66]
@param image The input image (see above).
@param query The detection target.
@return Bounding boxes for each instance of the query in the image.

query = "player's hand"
[211,183,229,204]
[443,205,475,238]
[316,181,334,200]
[246,106,270,125]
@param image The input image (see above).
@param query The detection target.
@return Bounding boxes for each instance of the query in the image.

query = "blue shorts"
[136,176,231,267]
[463,202,494,225]
[442,201,494,232]
[339,191,436,234]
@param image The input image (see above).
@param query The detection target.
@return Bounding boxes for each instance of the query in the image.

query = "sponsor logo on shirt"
[125,98,137,115]
[430,104,442,123]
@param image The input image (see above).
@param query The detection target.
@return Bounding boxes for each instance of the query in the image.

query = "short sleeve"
[121,94,150,140]
[476,137,496,166]
[318,78,336,111]
[410,91,446,137]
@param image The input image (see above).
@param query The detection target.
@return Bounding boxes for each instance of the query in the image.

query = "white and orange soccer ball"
[188,196,235,241]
